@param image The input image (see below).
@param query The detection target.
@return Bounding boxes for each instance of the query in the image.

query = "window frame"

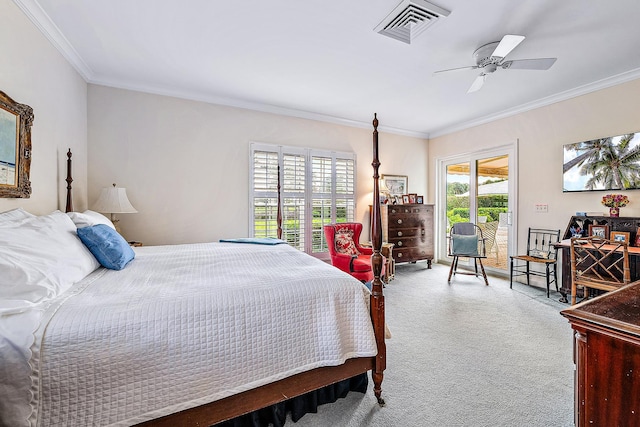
[249,142,356,258]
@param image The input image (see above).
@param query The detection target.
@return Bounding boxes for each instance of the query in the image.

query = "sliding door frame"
[435,141,519,274]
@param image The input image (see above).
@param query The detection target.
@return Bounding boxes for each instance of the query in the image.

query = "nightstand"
[361,242,395,283]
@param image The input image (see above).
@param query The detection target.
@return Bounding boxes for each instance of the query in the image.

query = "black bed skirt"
[213,373,368,427]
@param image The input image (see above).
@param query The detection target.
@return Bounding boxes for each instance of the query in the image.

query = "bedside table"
[361,242,395,283]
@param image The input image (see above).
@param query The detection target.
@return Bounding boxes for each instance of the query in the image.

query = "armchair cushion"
[334,227,360,256]
[351,255,373,273]
[452,234,479,256]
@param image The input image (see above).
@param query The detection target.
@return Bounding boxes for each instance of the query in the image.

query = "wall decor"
[416,195,424,204]
[381,174,408,197]
[563,132,640,192]
[0,90,33,198]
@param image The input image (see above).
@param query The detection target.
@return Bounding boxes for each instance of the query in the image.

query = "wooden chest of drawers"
[380,204,434,268]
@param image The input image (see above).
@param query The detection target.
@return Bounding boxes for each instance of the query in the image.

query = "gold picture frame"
[0,90,33,198]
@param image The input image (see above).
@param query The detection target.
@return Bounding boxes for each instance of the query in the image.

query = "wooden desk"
[561,283,640,426]
[556,239,640,302]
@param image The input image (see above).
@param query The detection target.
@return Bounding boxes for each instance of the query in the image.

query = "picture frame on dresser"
[416,195,424,204]
[408,193,417,204]
[381,174,408,197]
[611,231,630,243]
[402,195,410,204]
[588,224,609,238]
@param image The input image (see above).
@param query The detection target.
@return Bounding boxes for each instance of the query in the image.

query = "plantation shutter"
[250,143,356,257]
[251,150,279,238]
[282,153,306,251]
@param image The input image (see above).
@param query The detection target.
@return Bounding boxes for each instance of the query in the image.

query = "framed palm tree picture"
[563,131,640,192]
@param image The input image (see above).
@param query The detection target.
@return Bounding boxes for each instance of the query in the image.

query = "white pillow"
[0,211,100,315]
[0,208,35,223]
[67,209,116,230]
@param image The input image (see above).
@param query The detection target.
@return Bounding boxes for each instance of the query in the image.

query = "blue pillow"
[77,224,135,270]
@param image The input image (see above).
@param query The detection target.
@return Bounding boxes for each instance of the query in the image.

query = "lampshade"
[92,184,137,214]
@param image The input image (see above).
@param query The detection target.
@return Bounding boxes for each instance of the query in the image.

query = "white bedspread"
[0,242,377,427]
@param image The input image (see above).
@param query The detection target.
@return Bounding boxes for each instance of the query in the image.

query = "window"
[250,143,356,255]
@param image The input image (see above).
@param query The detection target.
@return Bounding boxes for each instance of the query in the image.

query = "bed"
[0,115,386,426]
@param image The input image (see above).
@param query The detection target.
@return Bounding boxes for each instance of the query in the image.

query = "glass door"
[438,145,517,274]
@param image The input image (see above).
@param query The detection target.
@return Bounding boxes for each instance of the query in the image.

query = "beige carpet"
[290,262,574,427]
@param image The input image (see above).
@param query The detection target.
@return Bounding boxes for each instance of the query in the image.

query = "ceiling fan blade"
[491,34,525,59]
[467,74,486,93]
[503,57,557,70]
[433,65,478,75]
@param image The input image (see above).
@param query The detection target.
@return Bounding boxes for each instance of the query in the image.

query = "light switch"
[535,204,548,213]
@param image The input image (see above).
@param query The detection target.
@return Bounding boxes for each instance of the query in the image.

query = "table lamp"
[91,183,137,233]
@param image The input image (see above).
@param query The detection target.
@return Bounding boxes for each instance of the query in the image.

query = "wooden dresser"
[561,284,640,427]
[379,204,434,268]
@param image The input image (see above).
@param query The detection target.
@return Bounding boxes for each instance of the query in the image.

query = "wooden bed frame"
[64,114,386,426]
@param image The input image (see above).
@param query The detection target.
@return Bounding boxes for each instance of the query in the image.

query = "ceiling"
[15,0,640,138]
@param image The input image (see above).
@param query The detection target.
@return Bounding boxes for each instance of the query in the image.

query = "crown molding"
[16,0,640,141]
[13,0,93,80]
[14,0,428,139]
[429,68,640,138]
[88,76,430,139]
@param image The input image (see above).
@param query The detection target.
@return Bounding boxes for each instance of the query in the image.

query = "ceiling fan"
[434,35,557,93]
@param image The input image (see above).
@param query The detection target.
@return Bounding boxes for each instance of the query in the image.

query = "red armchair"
[324,222,384,283]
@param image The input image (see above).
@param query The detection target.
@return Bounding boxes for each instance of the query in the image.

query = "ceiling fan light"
[484,63,498,73]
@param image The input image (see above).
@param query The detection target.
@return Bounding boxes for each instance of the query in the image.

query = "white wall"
[0,1,88,214]
[429,78,640,258]
[88,85,428,245]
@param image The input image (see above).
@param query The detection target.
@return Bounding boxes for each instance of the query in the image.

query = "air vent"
[374,0,450,44]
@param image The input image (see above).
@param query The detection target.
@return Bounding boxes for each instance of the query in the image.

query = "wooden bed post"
[65,149,73,213]
[370,113,386,405]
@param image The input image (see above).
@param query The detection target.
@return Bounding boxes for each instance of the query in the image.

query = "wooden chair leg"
[545,263,551,298]
[526,262,531,286]
[478,258,489,286]
[448,256,456,283]
[553,264,559,292]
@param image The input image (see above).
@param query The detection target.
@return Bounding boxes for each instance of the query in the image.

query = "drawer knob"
[397,252,403,258]
[397,231,403,237]
[391,209,397,214]
[397,219,403,224]
[397,241,403,246]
